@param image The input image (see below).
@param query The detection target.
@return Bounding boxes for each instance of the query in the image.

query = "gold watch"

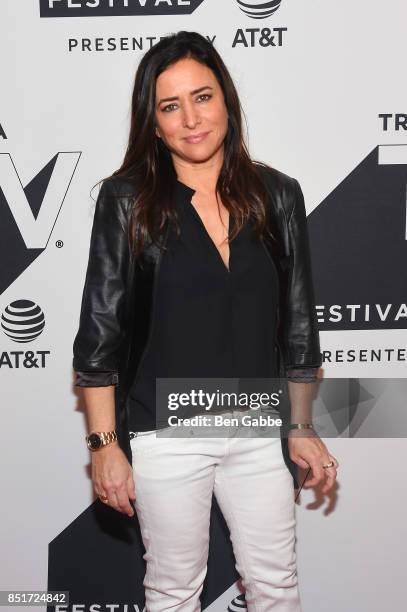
[86,430,117,451]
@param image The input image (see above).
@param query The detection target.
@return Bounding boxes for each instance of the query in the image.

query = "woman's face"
[154,57,229,165]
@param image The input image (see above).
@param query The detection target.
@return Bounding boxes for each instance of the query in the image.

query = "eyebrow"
[157,85,214,106]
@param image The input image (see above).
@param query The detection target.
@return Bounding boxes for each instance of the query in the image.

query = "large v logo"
[0,152,81,294]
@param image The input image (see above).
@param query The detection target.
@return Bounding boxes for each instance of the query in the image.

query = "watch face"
[87,433,102,450]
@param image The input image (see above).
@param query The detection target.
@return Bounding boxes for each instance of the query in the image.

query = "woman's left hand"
[287,428,339,493]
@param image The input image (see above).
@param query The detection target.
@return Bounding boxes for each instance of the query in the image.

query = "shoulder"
[253,161,299,218]
[92,173,138,232]
[96,172,139,220]
[100,173,139,200]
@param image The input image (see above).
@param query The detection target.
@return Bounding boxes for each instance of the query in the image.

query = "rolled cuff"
[286,367,319,383]
[75,370,119,387]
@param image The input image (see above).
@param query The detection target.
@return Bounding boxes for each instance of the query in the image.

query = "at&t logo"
[0,299,50,369]
[235,0,282,20]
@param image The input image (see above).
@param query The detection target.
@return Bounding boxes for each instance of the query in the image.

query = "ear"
[155,126,161,138]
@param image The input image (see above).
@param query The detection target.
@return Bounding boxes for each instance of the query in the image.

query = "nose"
[182,100,201,129]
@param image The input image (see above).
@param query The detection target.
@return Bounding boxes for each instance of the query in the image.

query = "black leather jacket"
[72,164,322,468]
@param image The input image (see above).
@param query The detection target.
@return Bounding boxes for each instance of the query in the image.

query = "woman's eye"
[197,94,212,102]
[162,103,177,113]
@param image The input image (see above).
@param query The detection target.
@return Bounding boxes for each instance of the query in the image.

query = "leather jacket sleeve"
[281,177,322,380]
[72,178,130,387]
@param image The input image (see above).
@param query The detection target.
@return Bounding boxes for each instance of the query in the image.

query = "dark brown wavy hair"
[99,30,275,260]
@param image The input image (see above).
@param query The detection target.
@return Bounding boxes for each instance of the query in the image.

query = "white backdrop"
[1,1,406,611]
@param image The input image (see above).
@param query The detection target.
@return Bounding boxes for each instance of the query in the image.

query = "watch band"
[287,423,314,430]
[86,430,117,451]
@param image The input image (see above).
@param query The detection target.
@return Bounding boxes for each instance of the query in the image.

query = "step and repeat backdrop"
[1,1,406,611]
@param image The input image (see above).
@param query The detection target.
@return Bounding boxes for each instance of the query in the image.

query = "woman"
[73,31,338,612]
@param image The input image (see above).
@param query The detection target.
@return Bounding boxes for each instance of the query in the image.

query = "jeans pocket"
[130,428,176,455]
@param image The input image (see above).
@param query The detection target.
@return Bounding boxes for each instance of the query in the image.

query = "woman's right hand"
[91,442,136,517]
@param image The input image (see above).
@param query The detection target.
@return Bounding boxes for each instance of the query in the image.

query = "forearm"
[286,380,315,424]
[81,386,116,433]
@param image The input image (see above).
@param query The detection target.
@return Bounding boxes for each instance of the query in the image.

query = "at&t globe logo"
[236,0,282,19]
[1,299,45,343]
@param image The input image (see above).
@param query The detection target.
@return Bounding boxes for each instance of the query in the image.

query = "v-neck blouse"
[187,191,231,273]
[125,181,301,432]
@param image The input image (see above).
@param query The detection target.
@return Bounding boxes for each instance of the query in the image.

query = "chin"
[190,153,219,164]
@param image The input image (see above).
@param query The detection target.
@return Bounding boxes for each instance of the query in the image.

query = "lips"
[184,132,210,144]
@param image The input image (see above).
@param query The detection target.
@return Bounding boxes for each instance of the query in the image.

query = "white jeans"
[130,409,302,612]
